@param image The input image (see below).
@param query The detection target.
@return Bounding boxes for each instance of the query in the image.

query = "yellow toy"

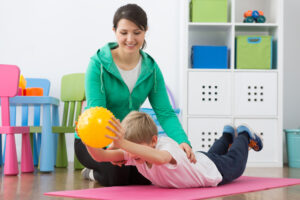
[76,107,116,148]
[19,74,27,89]
[19,74,27,95]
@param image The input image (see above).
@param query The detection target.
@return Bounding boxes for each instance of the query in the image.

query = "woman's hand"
[179,143,196,163]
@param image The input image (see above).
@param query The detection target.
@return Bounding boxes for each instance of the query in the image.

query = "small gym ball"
[243,16,255,23]
[76,107,116,148]
[244,10,252,18]
[256,15,266,23]
[252,10,260,19]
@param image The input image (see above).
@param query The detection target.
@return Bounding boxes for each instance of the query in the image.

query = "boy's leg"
[207,125,235,155]
[216,132,250,185]
[205,125,263,185]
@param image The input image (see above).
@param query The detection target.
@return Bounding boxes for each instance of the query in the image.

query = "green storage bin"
[236,35,273,69]
[190,0,227,22]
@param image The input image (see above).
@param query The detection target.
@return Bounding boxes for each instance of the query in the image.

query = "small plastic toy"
[25,87,43,96]
[244,10,252,18]
[18,74,27,95]
[252,10,260,19]
[243,10,266,23]
[243,16,255,23]
[256,15,266,23]
[76,107,116,148]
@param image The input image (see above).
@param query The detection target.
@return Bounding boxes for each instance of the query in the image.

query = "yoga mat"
[45,176,300,200]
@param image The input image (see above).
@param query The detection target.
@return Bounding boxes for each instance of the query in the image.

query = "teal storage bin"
[190,0,227,22]
[284,129,300,168]
[236,35,273,69]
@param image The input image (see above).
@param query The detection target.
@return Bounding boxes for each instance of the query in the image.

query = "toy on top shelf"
[243,10,266,23]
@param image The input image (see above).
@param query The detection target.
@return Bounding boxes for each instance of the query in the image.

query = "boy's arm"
[106,118,176,165]
[120,139,175,165]
[86,145,125,163]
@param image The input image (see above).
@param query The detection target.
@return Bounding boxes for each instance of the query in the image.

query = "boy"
[85,111,263,188]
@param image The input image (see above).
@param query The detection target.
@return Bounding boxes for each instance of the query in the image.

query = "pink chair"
[0,64,34,175]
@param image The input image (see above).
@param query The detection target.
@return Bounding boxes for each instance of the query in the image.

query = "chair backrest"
[60,73,85,127]
[61,73,85,101]
[26,78,51,96]
[0,64,20,126]
[0,65,20,97]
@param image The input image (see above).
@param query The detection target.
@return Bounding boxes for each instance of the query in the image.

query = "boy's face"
[129,135,157,164]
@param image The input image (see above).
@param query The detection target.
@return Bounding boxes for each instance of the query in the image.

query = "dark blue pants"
[202,132,250,185]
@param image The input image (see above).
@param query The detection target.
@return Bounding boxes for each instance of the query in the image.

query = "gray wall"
[283,0,300,162]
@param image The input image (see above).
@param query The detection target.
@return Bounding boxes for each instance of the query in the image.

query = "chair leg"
[37,132,42,158]
[21,133,34,173]
[74,154,84,170]
[30,133,39,166]
[56,133,68,168]
[4,134,19,175]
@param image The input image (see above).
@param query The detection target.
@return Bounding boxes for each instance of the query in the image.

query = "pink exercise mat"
[45,176,300,200]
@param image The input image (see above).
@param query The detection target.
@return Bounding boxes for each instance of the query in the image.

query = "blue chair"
[2,78,50,166]
[25,78,51,166]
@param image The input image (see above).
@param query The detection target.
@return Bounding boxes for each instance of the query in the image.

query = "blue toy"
[252,10,260,19]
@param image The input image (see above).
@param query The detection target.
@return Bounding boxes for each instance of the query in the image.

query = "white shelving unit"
[179,0,283,167]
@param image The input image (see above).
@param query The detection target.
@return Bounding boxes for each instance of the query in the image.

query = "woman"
[75,3,195,186]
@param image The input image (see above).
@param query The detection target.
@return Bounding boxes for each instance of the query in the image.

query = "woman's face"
[114,19,146,54]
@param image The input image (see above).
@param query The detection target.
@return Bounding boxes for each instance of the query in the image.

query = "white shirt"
[116,57,142,93]
[124,136,222,188]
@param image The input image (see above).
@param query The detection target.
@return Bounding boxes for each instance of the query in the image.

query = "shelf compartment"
[235,25,279,69]
[188,71,232,116]
[233,72,278,116]
[235,0,280,23]
[188,117,233,152]
[188,25,233,69]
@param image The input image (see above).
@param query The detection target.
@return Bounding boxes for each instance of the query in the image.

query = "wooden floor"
[1,164,300,200]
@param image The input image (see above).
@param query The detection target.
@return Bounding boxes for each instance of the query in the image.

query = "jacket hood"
[91,42,156,75]
[90,42,159,93]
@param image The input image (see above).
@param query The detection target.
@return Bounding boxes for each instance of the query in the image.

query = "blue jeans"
[202,132,249,185]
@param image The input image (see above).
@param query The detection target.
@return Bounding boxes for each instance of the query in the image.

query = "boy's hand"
[105,117,126,148]
[179,143,196,163]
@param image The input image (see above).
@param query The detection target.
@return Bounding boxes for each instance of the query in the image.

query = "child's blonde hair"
[122,111,158,144]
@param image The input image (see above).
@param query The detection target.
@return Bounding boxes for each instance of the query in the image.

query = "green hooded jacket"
[75,42,190,146]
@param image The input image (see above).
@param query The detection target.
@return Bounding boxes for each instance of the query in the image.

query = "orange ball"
[76,107,116,148]
[258,10,264,16]
[244,10,252,18]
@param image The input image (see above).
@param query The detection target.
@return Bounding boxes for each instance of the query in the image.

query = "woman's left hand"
[179,143,196,163]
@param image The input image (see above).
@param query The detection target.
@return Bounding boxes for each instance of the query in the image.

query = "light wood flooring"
[1,164,300,200]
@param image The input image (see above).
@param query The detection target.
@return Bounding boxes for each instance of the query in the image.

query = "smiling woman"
[74,3,194,187]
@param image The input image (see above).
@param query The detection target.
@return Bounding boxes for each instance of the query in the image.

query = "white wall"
[0,0,181,161]
[283,0,300,129]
